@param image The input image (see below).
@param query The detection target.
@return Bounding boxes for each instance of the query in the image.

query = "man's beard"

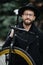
[23,18,34,25]
[23,21,33,26]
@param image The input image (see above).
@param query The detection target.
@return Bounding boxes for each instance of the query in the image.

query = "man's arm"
[2,29,14,48]
[39,32,43,64]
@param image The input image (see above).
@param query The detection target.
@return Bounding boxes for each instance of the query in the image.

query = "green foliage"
[0,15,17,40]
[0,1,20,40]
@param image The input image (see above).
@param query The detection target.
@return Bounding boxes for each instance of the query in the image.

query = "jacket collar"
[18,22,39,35]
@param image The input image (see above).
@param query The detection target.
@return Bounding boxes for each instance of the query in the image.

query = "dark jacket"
[3,22,43,65]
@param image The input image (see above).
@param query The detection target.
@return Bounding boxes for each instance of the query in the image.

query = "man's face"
[21,10,36,25]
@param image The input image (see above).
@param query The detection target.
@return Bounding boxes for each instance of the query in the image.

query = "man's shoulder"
[37,28,43,39]
[37,28,43,35]
[33,24,43,36]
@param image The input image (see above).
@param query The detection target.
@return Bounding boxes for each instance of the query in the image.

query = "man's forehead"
[23,10,35,14]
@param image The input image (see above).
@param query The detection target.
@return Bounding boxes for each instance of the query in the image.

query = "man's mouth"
[25,19,31,22]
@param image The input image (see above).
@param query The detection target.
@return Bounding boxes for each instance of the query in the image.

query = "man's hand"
[9,29,14,38]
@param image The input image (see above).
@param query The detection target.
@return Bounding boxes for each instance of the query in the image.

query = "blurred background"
[0,0,43,41]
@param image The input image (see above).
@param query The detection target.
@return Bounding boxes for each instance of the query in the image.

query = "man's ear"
[33,16,36,20]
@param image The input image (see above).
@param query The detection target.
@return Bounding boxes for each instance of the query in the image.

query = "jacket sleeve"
[2,30,13,48]
[39,32,43,53]
[2,36,13,48]
[39,32,43,63]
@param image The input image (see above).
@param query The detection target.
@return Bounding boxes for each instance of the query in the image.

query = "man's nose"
[27,14,30,18]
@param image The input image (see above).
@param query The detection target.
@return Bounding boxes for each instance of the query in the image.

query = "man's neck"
[23,22,32,31]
